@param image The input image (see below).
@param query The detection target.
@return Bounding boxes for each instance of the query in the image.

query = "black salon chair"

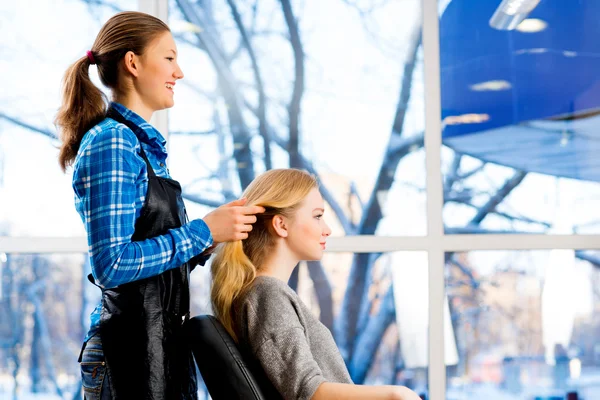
[185,315,282,400]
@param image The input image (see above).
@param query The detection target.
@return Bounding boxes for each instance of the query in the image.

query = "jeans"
[80,335,111,400]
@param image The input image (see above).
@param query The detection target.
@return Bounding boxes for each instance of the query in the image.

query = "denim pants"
[80,335,111,400]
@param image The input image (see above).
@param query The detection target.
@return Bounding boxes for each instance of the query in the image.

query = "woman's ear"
[271,215,288,238]
[123,50,140,77]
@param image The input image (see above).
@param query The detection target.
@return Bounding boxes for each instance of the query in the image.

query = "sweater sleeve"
[254,327,326,400]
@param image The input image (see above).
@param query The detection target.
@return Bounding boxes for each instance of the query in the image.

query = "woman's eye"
[315,214,323,220]
[166,57,174,61]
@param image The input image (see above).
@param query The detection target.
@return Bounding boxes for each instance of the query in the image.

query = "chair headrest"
[184,315,282,400]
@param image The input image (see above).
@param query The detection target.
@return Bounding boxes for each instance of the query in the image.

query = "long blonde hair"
[211,169,318,341]
[56,11,169,171]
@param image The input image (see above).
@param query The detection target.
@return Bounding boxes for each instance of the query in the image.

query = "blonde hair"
[56,11,169,171]
[211,169,318,341]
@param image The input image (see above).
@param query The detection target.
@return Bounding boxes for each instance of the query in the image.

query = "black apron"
[97,107,198,399]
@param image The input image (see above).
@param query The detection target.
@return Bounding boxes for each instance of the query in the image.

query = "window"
[2,0,600,399]
[446,250,600,399]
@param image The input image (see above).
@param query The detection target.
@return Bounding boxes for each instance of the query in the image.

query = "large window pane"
[439,1,600,235]
[0,252,94,399]
[167,0,427,236]
[446,250,600,399]
[0,0,136,237]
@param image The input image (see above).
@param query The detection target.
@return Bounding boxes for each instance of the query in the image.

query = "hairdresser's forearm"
[311,382,420,400]
[91,220,212,288]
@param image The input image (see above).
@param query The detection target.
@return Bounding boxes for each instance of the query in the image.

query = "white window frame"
[0,0,599,398]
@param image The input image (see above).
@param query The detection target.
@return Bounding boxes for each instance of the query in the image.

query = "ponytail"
[56,56,107,171]
[211,241,257,342]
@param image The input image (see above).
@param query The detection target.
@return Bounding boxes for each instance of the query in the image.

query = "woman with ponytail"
[211,169,420,400]
[56,11,264,400]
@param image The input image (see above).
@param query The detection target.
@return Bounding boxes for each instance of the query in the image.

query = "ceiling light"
[516,18,548,33]
[515,48,548,55]
[490,0,542,30]
[443,114,490,126]
[470,80,512,91]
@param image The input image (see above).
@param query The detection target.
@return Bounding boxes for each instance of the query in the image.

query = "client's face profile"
[285,188,331,261]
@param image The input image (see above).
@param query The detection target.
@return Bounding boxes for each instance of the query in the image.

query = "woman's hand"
[392,386,422,400]
[202,198,265,243]
[312,383,422,400]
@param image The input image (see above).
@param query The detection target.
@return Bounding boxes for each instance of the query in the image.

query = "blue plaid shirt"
[73,102,213,341]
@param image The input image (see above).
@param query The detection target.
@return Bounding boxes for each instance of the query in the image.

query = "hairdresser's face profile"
[129,30,184,113]
[285,188,331,261]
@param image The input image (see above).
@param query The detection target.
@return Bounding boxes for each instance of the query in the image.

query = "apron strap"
[106,107,156,178]
[87,273,101,288]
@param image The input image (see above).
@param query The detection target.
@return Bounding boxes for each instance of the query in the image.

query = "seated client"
[210,168,421,400]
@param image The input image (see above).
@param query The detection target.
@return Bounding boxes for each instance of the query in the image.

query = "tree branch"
[27,280,64,398]
[348,285,395,383]
[575,251,600,268]
[0,112,57,139]
[269,129,354,233]
[469,171,527,225]
[457,163,486,181]
[444,153,462,194]
[445,197,552,228]
[288,264,300,291]
[176,0,256,188]
[213,108,237,201]
[447,255,479,289]
[307,261,334,331]
[226,0,272,169]
[280,0,305,168]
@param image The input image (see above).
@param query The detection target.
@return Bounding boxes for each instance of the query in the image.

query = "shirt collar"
[110,102,168,152]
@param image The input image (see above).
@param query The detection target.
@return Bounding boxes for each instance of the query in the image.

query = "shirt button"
[159,163,165,167]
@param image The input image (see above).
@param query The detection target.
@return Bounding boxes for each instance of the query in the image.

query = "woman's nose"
[174,64,184,80]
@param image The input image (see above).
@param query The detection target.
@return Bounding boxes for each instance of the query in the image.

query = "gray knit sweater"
[234,275,352,400]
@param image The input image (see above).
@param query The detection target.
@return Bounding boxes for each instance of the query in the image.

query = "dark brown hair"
[55,11,169,171]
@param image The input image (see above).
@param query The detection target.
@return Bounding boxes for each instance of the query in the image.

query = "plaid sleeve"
[73,126,213,289]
